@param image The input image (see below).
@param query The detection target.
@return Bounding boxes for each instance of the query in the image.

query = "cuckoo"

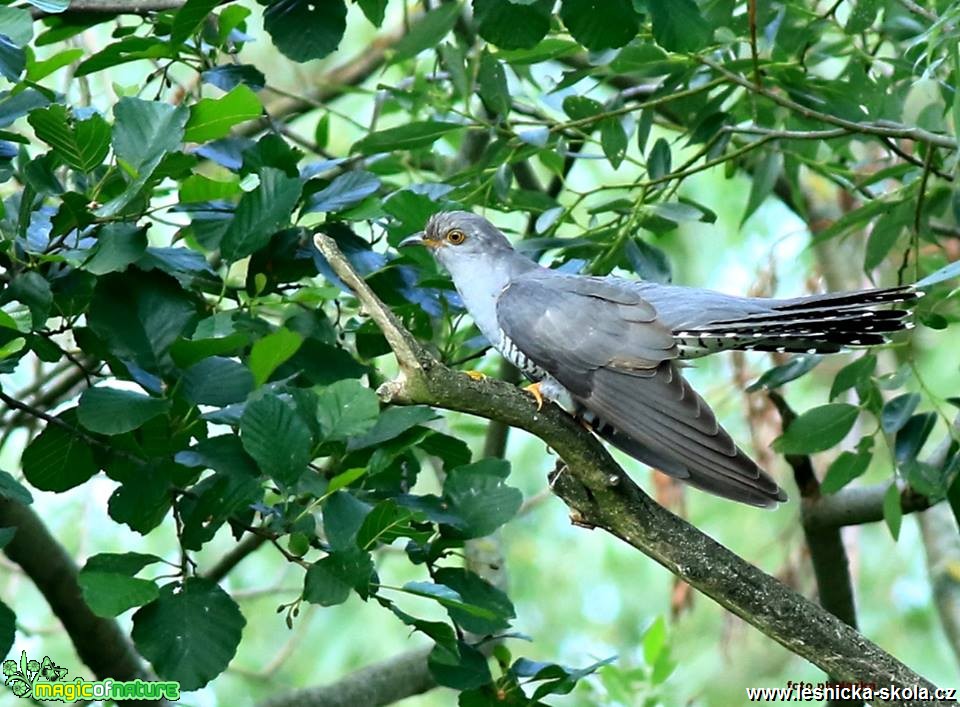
[400,211,919,508]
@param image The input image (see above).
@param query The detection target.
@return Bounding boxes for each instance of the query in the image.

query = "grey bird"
[400,211,919,507]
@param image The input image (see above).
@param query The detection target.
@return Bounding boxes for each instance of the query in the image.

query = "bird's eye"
[445,229,466,245]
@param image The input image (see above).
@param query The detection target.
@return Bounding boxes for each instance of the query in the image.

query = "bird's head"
[399,211,515,267]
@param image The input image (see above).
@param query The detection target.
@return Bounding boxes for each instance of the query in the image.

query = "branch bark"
[313,232,954,706]
[258,646,435,707]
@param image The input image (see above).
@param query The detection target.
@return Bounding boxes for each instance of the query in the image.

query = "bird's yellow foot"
[465,370,486,381]
[524,382,544,410]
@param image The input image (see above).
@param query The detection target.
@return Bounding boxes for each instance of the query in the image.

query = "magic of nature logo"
[3,650,180,701]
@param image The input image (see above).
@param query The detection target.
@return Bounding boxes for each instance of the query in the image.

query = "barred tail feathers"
[674,285,920,358]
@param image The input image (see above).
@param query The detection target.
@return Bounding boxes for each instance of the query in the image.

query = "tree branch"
[29,0,194,18]
[257,646,434,707]
[312,232,955,706]
[802,485,932,530]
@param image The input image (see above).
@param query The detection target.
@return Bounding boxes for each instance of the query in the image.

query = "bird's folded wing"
[496,273,786,507]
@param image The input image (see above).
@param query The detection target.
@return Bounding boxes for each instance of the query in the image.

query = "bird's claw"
[465,370,486,382]
[524,382,544,410]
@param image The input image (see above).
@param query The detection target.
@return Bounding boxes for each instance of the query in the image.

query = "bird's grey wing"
[496,274,787,507]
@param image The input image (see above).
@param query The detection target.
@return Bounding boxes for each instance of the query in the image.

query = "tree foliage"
[1,0,959,703]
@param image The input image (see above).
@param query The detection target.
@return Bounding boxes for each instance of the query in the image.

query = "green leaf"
[773,403,859,455]
[27,104,111,173]
[864,212,904,272]
[643,616,668,666]
[882,482,902,540]
[477,50,510,118]
[647,0,712,52]
[0,470,32,505]
[560,0,639,51]
[4,272,52,329]
[305,171,381,213]
[303,548,373,606]
[820,438,874,494]
[98,98,188,217]
[107,463,173,535]
[219,167,303,262]
[77,387,170,435]
[316,379,379,441]
[428,641,492,690]
[26,47,83,82]
[648,137,671,180]
[895,412,936,464]
[264,0,347,61]
[171,0,224,44]
[830,354,876,401]
[179,174,242,203]
[746,355,821,393]
[434,567,515,634]
[132,578,245,691]
[473,0,552,50]
[181,357,254,407]
[881,393,920,434]
[0,36,24,82]
[347,406,438,450]
[248,327,303,386]
[79,572,159,617]
[82,223,148,275]
[21,411,97,492]
[240,393,313,487]
[184,85,262,143]
[600,117,628,169]
[352,121,462,155]
[741,150,782,226]
[392,3,460,62]
[443,459,522,538]
[356,0,387,26]
[562,96,603,122]
[0,7,32,47]
[79,553,163,617]
[88,270,199,371]
[356,499,418,549]
[74,36,175,77]
[400,581,500,622]
[201,64,266,92]
[323,491,372,551]
[845,0,880,33]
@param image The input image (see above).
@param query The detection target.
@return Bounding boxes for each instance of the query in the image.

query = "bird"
[399,211,920,507]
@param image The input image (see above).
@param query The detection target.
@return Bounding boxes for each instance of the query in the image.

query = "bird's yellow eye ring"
[445,229,466,245]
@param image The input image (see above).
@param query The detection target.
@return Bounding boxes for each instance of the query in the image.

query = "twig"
[204,533,267,584]
[701,57,957,149]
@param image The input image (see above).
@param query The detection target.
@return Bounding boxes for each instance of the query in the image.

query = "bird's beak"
[399,232,427,248]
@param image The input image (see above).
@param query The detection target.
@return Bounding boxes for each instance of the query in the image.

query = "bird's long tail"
[674,285,920,357]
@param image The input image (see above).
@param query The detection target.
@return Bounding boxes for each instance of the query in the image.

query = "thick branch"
[29,0,192,17]
[0,498,163,706]
[258,646,434,707]
[803,485,932,530]
[314,234,953,706]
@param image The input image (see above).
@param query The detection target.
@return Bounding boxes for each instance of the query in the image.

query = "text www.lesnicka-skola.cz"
[745,681,958,702]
